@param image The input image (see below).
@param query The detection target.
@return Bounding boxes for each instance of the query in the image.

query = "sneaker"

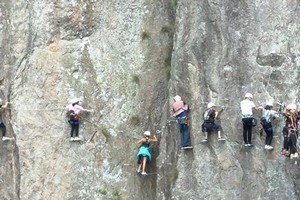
[136,169,141,174]
[294,153,299,158]
[141,172,148,176]
[248,143,253,147]
[268,146,273,150]
[74,137,81,141]
[70,137,75,141]
[264,145,269,149]
[182,146,193,149]
[202,139,208,143]
[290,154,295,159]
[218,137,225,141]
[2,136,11,141]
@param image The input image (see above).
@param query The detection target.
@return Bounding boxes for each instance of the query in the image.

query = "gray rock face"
[0,0,300,200]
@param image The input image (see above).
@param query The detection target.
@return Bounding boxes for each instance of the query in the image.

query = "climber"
[136,131,158,176]
[201,102,225,142]
[172,95,192,149]
[281,103,300,159]
[65,99,93,141]
[240,93,259,146]
[259,101,280,150]
[0,99,12,141]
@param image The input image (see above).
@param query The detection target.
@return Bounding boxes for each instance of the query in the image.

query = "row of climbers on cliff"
[0,99,13,141]
[171,93,300,159]
[240,92,300,159]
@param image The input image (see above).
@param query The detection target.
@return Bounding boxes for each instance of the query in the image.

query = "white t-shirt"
[240,99,255,116]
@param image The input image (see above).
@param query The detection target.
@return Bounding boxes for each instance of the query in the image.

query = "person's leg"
[141,157,147,174]
[283,127,288,150]
[202,123,208,142]
[0,122,6,137]
[215,123,224,139]
[203,132,208,141]
[218,131,222,139]
[177,123,184,147]
[242,119,248,144]
[290,133,297,155]
[264,127,270,145]
[75,123,79,137]
[182,124,190,146]
[70,124,75,137]
[137,163,142,172]
[267,128,273,146]
[247,120,253,145]
[137,155,142,172]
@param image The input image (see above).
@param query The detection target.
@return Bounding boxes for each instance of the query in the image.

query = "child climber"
[65,99,92,141]
[136,131,158,176]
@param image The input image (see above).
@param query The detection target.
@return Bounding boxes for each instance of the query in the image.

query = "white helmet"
[174,95,181,102]
[144,131,151,136]
[266,101,273,107]
[287,103,297,110]
[207,102,215,109]
[70,98,80,104]
[245,93,253,98]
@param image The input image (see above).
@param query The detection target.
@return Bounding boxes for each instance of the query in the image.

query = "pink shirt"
[65,104,88,114]
[172,101,188,117]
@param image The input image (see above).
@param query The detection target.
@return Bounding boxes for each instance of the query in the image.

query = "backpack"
[203,110,210,121]
[68,111,80,122]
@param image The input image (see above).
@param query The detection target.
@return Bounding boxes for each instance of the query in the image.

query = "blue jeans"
[177,122,190,147]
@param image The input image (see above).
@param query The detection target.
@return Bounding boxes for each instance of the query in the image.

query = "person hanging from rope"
[65,99,93,141]
[136,131,158,176]
[240,93,259,147]
[259,101,280,150]
[172,95,192,149]
[281,103,300,159]
[201,102,225,142]
[0,98,12,141]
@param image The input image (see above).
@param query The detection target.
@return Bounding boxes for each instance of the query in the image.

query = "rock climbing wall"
[1,0,300,200]
[0,0,173,199]
[157,0,300,200]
